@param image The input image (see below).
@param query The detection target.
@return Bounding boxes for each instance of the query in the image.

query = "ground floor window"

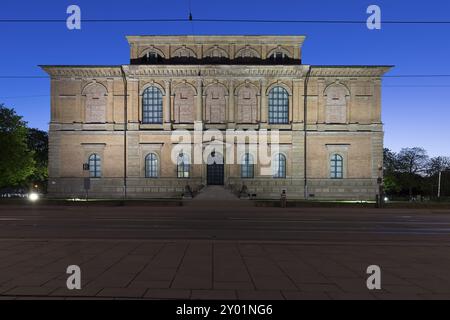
[88,153,101,178]
[177,153,190,178]
[241,153,254,178]
[330,153,343,179]
[272,153,286,178]
[145,153,158,178]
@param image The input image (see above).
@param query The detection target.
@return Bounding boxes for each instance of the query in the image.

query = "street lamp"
[376,165,383,208]
[28,192,39,202]
[438,171,442,199]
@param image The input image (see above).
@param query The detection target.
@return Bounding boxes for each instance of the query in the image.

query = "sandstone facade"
[41,35,391,200]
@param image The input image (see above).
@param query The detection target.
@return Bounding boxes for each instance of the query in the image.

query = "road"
[0,205,450,242]
[1,204,450,300]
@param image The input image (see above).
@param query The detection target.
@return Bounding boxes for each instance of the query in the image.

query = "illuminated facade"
[41,35,391,199]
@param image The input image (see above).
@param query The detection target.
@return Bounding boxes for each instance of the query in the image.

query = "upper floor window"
[88,153,101,178]
[177,152,190,178]
[173,47,196,59]
[235,47,259,59]
[272,153,286,178]
[268,86,289,124]
[241,153,254,178]
[145,153,159,178]
[144,51,163,63]
[330,154,343,179]
[142,86,163,124]
[269,52,287,60]
[204,47,228,61]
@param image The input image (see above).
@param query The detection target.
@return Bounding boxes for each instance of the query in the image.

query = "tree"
[383,148,398,173]
[396,147,429,199]
[427,156,450,177]
[0,104,35,188]
[26,128,48,189]
[383,148,401,195]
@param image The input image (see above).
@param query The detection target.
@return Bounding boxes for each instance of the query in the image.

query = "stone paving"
[1,239,450,300]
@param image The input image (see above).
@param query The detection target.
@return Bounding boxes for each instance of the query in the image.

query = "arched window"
[241,153,254,178]
[330,154,343,179]
[269,51,287,60]
[88,154,101,178]
[145,153,158,178]
[173,47,196,59]
[268,86,289,124]
[273,153,286,178]
[142,86,163,124]
[177,152,190,178]
[235,47,259,59]
[143,51,163,63]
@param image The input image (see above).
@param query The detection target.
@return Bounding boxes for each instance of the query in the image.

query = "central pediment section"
[127,35,305,65]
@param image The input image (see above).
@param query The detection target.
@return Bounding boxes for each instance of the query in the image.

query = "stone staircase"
[183,185,253,207]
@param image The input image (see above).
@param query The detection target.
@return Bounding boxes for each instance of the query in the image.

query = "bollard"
[280,190,287,208]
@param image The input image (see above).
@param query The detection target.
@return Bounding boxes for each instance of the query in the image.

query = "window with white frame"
[330,153,343,179]
[177,152,190,178]
[272,153,286,178]
[142,86,163,124]
[268,86,289,124]
[88,153,101,178]
[145,153,158,178]
[241,153,254,178]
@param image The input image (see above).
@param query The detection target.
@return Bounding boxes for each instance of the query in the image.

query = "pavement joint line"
[1,238,450,246]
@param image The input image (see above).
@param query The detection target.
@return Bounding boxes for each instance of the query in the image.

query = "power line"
[0,94,49,99]
[0,18,450,24]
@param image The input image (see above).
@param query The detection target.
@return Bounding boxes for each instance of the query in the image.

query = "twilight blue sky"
[0,0,449,157]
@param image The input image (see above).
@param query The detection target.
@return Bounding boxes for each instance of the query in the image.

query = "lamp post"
[83,163,90,201]
[438,171,442,199]
[376,166,383,208]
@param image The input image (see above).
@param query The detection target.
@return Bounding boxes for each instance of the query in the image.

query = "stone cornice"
[126,35,306,47]
[310,66,393,78]
[41,65,311,79]
[40,64,393,79]
[123,65,310,78]
[40,66,123,78]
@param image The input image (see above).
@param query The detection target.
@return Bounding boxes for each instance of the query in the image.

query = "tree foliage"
[26,128,48,186]
[0,104,35,188]
[383,148,450,199]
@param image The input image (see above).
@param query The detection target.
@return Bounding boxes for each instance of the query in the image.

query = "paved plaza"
[1,203,450,299]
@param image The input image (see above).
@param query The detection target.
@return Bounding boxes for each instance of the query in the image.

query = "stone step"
[183,185,254,207]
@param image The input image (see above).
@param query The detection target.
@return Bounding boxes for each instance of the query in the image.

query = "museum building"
[41,35,391,199]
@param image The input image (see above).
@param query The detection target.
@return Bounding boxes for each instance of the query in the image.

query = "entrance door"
[207,162,224,185]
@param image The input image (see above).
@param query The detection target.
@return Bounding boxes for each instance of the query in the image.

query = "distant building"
[41,35,391,199]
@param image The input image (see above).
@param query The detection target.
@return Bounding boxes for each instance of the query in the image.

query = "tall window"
[142,86,163,124]
[330,154,343,179]
[241,153,254,178]
[144,51,163,63]
[269,51,287,61]
[273,153,286,178]
[268,87,289,124]
[145,153,158,178]
[177,153,190,178]
[88,154,101,178]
